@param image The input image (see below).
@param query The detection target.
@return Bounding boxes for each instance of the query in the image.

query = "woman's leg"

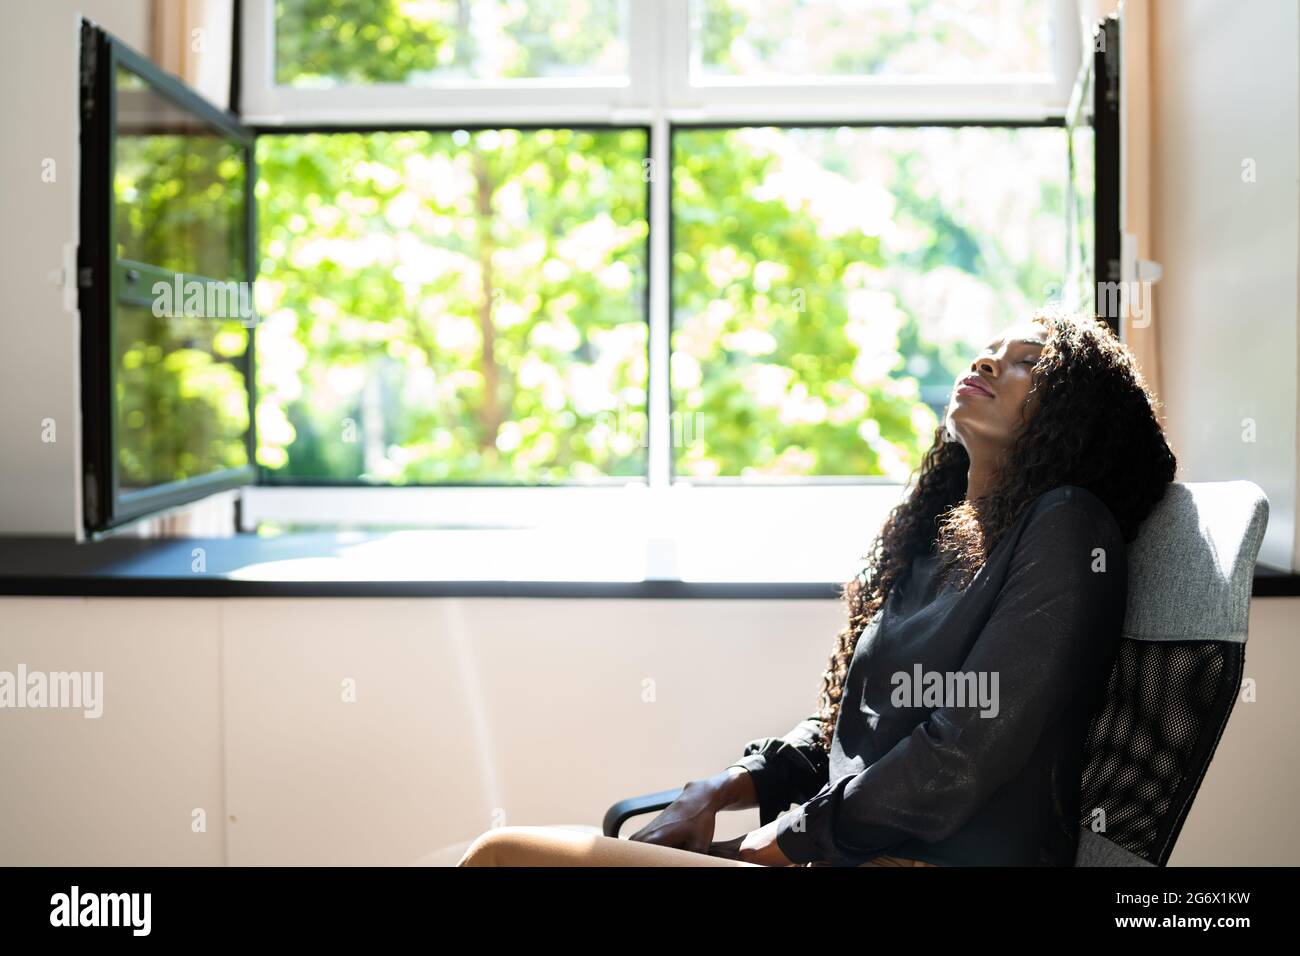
[456,826,761,867]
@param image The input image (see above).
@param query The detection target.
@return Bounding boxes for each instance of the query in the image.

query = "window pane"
[256,128,649,483]
[1065,113,1095,315]
[275,0,630,87]
[693,0,1053,79]
[671,125,1066,480]
[114,65,246,279]
[115,304,251,490]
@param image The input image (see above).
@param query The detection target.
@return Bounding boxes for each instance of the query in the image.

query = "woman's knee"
[456,826,545,867]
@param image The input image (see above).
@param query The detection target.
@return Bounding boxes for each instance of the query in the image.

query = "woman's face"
[945,321,1049,456]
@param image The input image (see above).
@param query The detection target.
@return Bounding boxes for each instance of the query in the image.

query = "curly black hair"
[814,308,1177,751]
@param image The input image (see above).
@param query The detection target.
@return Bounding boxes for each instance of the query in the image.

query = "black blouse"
[727,485,1128,867]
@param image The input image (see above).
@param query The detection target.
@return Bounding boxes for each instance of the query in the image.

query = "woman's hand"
[712,819,796,866]
[626,778,728,854]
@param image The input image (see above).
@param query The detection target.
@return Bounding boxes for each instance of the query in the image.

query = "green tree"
[256,128,649,482]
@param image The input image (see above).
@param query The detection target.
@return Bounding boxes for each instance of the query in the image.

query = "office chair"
[604,481,1270,867]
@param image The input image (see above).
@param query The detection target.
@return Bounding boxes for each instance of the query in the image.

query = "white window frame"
[242,0,1083,126]
[240,0,661,126]
[236,0,1085,536]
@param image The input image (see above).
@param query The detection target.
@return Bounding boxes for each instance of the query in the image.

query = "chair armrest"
[602,787,684,838]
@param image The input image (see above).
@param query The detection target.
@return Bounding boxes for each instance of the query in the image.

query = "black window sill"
[0,533,1297,599]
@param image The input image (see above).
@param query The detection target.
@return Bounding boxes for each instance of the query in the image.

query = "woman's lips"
[956,376,994,398]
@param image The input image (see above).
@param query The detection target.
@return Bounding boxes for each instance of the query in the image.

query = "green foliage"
[114,92,246,277]
[695,0,1051,78]
[275,0,627,85]
[255,128,650,482]
[275,0,454,85]
[671,125,1064,479]
[115,307,250,488]
[112,85,251,488]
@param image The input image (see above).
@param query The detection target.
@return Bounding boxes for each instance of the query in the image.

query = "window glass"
[275,0,631,87]
[1065,113,1095,316]
[115,304,251,490]
[255,128,650,482]
[114,65,246,280]
[692,0,1054,79]
[671,124,1066,479]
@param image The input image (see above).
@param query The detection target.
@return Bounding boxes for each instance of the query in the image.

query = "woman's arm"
[724,712,831,826]
[707,765,759,810]
[640,713,828,858]
[626,722,821,853]
[771,490,1127,866]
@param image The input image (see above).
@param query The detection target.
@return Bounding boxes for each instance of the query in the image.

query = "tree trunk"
[472,145,502,449]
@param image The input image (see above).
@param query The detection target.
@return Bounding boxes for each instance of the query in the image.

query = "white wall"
[1,594,1296,866]
[1149,0,1300,570]
[0,2,149,536]
[0,596,847,865]
[0,597,225,865]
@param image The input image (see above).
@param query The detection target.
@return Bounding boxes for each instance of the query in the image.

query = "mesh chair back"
[1075,481,1269,866]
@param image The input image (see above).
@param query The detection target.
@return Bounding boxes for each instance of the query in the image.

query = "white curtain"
[149,0,234,110]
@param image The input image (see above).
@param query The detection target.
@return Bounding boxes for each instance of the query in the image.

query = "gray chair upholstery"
[603,480,1270,867]
[1074,480,1269,865]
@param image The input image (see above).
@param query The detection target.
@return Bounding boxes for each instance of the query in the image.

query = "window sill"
[0,529,1297,599]
[0,528,844,598]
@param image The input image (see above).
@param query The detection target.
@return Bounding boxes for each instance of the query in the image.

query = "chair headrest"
[1123,481,1269,644]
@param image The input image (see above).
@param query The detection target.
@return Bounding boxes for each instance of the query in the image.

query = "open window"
[79,21,257,534]
[77,5,1124,537]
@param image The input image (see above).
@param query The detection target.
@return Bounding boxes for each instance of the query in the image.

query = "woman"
[459,308,1176,867]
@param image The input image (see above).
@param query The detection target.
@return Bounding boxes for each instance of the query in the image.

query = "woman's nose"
[972,356,996,375]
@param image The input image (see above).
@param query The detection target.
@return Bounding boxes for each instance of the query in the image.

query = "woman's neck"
[965,463,999,504]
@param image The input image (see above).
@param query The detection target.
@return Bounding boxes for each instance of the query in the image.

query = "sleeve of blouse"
[772,491,1127,866]
[725,713,831,827]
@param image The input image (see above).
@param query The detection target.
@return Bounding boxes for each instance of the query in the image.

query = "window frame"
[239,0,660,126]
[79,22,259,535]
[240,0,1084,126]
[665,0,1082,124]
